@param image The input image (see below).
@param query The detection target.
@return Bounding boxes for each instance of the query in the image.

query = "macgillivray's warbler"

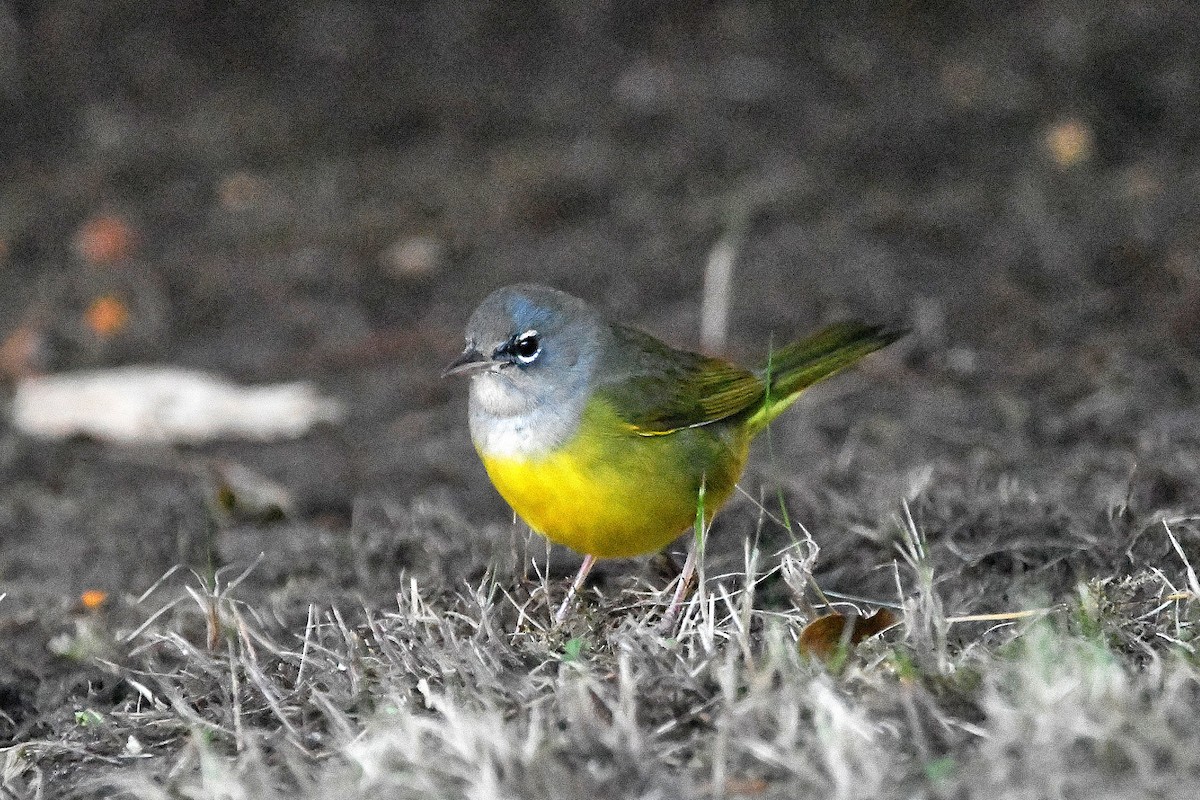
[445,284,903,627]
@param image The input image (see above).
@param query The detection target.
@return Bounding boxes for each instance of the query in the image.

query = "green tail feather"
[746,322,904,436]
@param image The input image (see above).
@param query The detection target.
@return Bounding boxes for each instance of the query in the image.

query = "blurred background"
[1,0,1198,617]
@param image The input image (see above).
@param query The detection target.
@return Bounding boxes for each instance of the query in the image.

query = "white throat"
[467,371,586,459]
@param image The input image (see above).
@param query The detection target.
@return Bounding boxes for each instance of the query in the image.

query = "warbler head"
[444,284,606,424]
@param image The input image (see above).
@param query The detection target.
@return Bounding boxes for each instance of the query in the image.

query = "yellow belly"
[478,400,749,558]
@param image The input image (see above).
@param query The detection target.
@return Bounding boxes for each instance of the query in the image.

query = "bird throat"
[467,370,587,460]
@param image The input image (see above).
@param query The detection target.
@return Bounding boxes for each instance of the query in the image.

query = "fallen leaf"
[799,609,900,661]
[84,294,130,337]
[75,214,136,265]
[381,234,446,278]
[0,325,45,379]
[11,366,345,443]
[217,172,267,211]
[209,460,295,522]
[1045,118,1093,167]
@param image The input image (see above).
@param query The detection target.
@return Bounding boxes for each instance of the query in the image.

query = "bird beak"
[442,345,493,377]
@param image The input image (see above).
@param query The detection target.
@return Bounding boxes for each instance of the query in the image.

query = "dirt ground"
[2,2,1200,797]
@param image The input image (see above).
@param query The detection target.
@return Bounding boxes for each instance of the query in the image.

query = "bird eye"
[511,330,541,363]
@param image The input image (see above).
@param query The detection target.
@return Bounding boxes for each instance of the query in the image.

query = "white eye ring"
[512,329,541,363]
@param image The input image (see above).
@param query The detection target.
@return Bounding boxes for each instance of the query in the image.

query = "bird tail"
[745,322,904,436]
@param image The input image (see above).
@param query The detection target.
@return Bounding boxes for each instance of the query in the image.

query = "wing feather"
[596,326,764,435]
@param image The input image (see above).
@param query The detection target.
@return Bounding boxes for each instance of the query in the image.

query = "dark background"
[2,0,1199,752]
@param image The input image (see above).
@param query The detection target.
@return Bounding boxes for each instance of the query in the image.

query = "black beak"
[442,346,493,377]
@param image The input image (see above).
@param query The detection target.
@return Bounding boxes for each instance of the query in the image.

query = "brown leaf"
[1044,118,1093,167]
[80,589,109,611]
[799,609,900,661]
[0,324,45,379]
[84,294,130,337]
[75,214,137,265]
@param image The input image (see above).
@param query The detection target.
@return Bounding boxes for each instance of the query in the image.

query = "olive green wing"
[745,321,905,435]
[596,325,765,436]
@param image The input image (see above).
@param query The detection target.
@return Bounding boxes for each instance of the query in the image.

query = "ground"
[2,2,1200,798]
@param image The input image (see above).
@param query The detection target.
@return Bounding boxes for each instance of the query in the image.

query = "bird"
[444,284,902,626]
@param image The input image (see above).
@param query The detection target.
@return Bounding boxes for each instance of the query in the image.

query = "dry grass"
[4,504,1199,799]
[4,2,1200,798]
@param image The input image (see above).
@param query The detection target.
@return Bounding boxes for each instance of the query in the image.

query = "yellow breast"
[477,399,749,559]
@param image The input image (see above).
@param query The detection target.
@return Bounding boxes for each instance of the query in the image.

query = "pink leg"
[555,554,598,624]
[658,545,698,633]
